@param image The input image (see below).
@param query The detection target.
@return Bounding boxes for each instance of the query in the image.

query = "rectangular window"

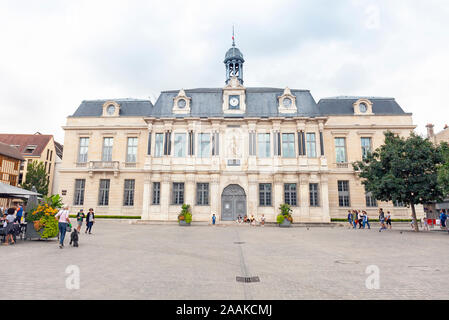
[102,137,114,161]
[46,149,49,160]
[74,179,85,206]
[335,138,347,163]
[173,182,185,205]
[284,183,297,206]
[123,179,135,206]
[338,180,350,207]
[259,183,272,206]
[198,133,210,158]
[306,133,316,158]
[78,137,89,163]
[365,192,377,207]
[319,132,324,156]
[155,133,164,157]
[282,133,295,158]
[309,183,319,207]
[257,133,271,158]
[98,179,110,206]
[152,182,160,205]
[361,137,372,159]
[174,133,186,157]
[126,137,138,163]
[196,183,209,205]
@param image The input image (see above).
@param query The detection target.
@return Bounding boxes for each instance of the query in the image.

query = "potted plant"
[277,203,293,228]
[178,204,192,226]
[25,194,62,240]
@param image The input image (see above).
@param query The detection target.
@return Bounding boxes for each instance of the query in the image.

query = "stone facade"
[58,43,424,222]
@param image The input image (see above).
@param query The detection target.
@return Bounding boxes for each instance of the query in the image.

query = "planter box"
[179,220,191,226]
[24,223,58,240]
[279,219,292,228]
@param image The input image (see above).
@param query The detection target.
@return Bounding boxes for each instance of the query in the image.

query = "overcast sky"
[1,0,448,143]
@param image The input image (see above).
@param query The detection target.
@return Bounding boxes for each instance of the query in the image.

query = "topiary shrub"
[178,204,192,224]
[277,203,293,224]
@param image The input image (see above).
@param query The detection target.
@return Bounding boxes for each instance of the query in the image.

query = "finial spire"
[232,25,235,47]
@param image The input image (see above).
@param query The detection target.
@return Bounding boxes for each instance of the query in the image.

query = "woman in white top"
[55,205,71,249]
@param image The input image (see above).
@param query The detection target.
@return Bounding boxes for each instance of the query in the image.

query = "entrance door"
[221,184,246,221]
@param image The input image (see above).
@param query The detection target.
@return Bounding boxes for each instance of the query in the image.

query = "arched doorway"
[221,184,246,221]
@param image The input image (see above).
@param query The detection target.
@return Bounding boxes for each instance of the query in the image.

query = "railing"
[336,162,349,169]
[88,161,120,170]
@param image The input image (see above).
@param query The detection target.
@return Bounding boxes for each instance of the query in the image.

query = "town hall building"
[58,40,422,222]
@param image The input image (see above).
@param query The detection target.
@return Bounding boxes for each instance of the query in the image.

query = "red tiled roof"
[0,134,53,157]
[0,142,25,161]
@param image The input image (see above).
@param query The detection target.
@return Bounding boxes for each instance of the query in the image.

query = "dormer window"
[102,101,120,117]
[173,89,191,114]
[354,99,374,115]
[278,87,297,114]
[24,145,37,154]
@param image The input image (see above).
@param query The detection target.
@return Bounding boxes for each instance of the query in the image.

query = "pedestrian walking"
[353,210,358,229]
[362,211,370,229]
[347,210,353,228]
[85,208,95,234]
[439,210,447,230]
[55,205,71,249]
[357,210,363,229]
[386,211,392,229]
[76,209,85,232]
[212,213,216,225]
[379,208,386,232]
[422,215,429,231]
[260,214,265,227]
[3,208,16,245]
[15,204,23,223]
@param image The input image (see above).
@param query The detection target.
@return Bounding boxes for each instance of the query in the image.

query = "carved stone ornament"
[278,87,297,114]
[173,89,192,114]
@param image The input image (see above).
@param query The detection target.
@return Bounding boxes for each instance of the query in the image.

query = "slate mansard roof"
[70,89,408,119]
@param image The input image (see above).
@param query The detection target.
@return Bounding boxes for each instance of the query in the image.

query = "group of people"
[237,214,265,226]
[347,208,392,232]
[421,209,448,231]
[0,205,24,245]
[56,206,95,249]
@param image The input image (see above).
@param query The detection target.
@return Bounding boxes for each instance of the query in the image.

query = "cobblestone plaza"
[2,221,448,300]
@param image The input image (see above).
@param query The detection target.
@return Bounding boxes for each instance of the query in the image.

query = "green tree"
[21,161,49,196]
[353,131,445,232]
[437,142,449,195]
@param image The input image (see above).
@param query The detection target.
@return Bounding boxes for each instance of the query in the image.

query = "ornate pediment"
[278,87,297,114]
[172,89,192,114]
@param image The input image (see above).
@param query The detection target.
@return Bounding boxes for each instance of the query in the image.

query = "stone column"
[161,173,170,221]
[274,174,283,218]
[248,174,258,218]
[299,174,310,221]
[142,176,151,220]
[210,174,220,220]
[320,174,331,222]
[185,173,195,209]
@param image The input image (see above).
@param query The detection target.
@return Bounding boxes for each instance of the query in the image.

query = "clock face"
[229,96,239,108]
[178,99,186,108]
[359,103,367,113]
[107,105,115,115]
[283,98,292,107]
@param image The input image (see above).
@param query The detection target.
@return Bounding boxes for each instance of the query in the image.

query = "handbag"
[66,223,72,233]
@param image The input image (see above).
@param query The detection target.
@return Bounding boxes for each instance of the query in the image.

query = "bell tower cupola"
[224,28,244,85]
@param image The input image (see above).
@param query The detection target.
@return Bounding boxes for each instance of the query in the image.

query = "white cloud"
[0,0,448,141]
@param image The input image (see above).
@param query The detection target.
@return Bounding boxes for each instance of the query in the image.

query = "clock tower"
[224,32,244,85]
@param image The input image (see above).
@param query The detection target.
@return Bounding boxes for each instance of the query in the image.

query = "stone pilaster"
[185,173,196,208]
[320,174,331,222]
[210,174,220,220]
[141,176,151,220]
[248,174,258,216]
[273,174,283,215]
[160,173,170,220]
[299,174,310,219]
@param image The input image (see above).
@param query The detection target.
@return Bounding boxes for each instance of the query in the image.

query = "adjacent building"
[58,41,423,222]
[0,141,25,207]
[0,133,61,196]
